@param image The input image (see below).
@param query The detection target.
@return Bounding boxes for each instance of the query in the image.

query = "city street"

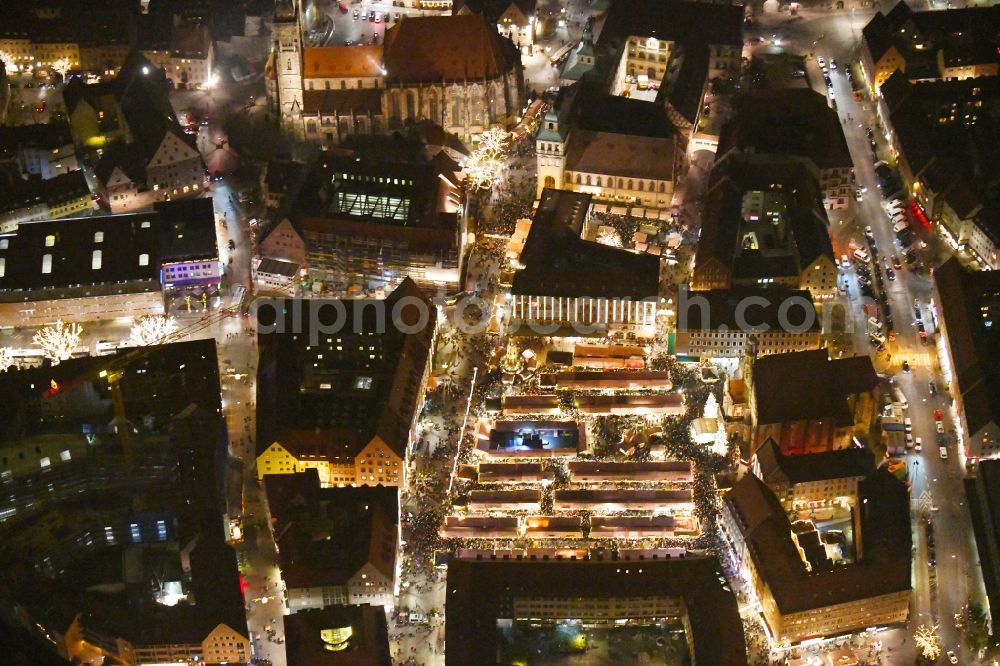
[748,4,989,663]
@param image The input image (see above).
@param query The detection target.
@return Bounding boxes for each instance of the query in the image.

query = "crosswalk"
[887,350,934,369]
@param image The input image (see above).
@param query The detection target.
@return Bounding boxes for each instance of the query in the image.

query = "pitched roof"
[718,89,852,170]
[255,279,436,460]
[0,170,90,214]
[302,45,385,79]
[302,88,383,115]
[264,470,398,588]
[564,129,675,181]
[0,121,74,154]
[595,0,743,48]
[382,14,518,83]
[695,155,833,284]
[510,188,660,300]
[750,350,878,427]
[755,439,876,486]
[452,0,538,22]
[569,84,674,138]
[676,287,819,332]
[725,470,910,615]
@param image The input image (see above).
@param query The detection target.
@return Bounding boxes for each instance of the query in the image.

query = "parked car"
[936,421,945,434]
[914,437,922,452]
[940,446,948,459]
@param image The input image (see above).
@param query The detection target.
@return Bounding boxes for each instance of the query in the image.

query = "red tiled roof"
[303,45,384,79]
[383,14,516,83]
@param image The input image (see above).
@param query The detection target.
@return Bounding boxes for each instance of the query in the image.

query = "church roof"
[383,14,518,83]
[302,45,385,79]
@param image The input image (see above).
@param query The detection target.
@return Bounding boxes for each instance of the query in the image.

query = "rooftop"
[303,45,385,79]
[255,279,436,461]
[725,470,910,615]
[265,470,397,589]
[718,89,852,170]
[511,189,660,300]
[0,338,222,445]
[749,350,879,427]
[153,198,219,263]
[0,169,90,214]
[696,155,833,285]
[755,439,876,486]
[0,214,159,297]
[0,121,74,155]
[594,0,743,49]
[862,3,1000,76]
[933,258,1000,439]
[446,557,747,665]
[676,287,819,333]
[284,605,391,666]
[382,14,518,83]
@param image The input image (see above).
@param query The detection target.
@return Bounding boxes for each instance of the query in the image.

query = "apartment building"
[751,440,876,509]
[255,279,437,488]
[931,258,1000,458]
[264,470,398,612]
[722,471,910,644]
[861,3,1000,88]
[693,155,837,302]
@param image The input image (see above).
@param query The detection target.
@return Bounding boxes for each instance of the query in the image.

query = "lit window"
[92,250,102,270]
[44,234,55,247]
[141,221,151,228]
[39,457,50,469]
[0,258,4,278]
[139,254,149,266]
[0,239,7,249]
[60,450,71,462]
[94,231,104,243]
[42,254,52,274]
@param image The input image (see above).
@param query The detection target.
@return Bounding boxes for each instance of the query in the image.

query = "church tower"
[535,107,565,198]
[273,0,304,134]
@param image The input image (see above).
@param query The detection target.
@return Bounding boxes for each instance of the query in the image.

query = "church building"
[266,0,525,145]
